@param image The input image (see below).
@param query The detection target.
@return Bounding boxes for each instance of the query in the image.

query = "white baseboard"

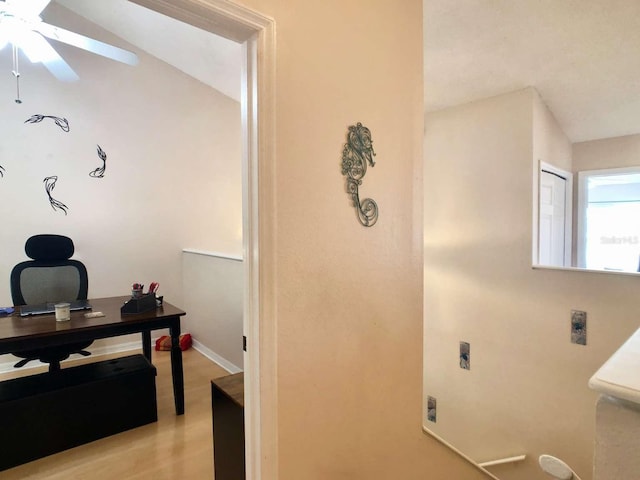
[0,337,241,375]
[192,339,242,374]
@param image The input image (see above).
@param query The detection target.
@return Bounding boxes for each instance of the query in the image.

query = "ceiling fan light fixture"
[11,29,57,63]
[0,0,138,101]
[0,16,25,46]
[0,14,51,63]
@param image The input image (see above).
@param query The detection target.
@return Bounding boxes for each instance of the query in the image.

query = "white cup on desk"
[54,302,71,321]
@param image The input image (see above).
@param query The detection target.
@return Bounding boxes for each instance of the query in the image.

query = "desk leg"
[170,319,185,415]
[142,331,152,361]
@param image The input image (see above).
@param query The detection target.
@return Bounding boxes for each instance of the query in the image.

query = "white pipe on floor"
[478,455,527,468]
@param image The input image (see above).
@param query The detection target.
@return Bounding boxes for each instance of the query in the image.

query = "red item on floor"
[155,333,192,351]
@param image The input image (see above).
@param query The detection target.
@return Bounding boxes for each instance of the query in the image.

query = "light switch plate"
[571,310,587,345]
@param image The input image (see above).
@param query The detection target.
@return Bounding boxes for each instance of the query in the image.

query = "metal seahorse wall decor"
[341,122,378,227]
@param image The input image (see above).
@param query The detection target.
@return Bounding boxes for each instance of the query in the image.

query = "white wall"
[182,251,243,371]
[424,88,640,480]
[0,4,241,359]
[593,395,640,479]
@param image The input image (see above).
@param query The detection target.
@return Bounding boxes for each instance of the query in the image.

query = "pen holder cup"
[121,294,157,315]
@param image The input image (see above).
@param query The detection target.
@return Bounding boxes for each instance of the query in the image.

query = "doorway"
[128,1,276,478]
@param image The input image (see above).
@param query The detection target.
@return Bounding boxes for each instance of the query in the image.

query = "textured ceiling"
[424,0,640,142]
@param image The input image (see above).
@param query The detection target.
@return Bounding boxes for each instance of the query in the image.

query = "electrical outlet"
[571,310,587,345]
[459,341,470,370]
[427,396,437,423]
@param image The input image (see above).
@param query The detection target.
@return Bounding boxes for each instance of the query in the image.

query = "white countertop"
[589,327,640,404]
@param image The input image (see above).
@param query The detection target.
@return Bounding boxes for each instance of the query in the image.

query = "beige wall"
[424,88,640,480]
[424,89,536,474]
[573,133,640,172]
[0,5,241,358]
[533,92,573,173]
[224,0,490,478]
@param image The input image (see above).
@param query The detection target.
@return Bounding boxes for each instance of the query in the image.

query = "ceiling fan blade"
[18,30,78,81]
[34,22,139,66]
[41,52,79,82]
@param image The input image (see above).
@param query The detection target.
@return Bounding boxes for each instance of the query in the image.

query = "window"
[578,167,640,272]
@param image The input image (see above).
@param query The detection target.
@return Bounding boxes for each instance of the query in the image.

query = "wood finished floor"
[0,348,230,480]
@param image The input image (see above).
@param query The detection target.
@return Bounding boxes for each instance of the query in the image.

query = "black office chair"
[10,234,93,372]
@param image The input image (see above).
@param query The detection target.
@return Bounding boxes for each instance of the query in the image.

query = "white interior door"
[539,169,568,266]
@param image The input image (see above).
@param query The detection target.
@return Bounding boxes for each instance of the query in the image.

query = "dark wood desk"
[0,296,186,415]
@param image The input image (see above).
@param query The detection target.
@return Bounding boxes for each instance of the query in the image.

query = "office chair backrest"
[10,234,88,306]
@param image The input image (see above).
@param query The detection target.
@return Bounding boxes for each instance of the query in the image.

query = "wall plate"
[571,310,587,345]
[427,396,437,423]
[459,341,470,369]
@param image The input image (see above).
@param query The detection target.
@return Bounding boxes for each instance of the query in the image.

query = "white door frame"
[130,1,277,478]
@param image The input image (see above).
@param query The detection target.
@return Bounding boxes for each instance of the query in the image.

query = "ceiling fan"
[0,0,138,102]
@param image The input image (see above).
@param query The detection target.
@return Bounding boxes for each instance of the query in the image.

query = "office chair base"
[12,345,93,371]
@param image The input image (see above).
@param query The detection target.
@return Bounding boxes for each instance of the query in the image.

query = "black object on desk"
[212,372,245,480]
[0,354,157,471]
[121,293,157,314]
